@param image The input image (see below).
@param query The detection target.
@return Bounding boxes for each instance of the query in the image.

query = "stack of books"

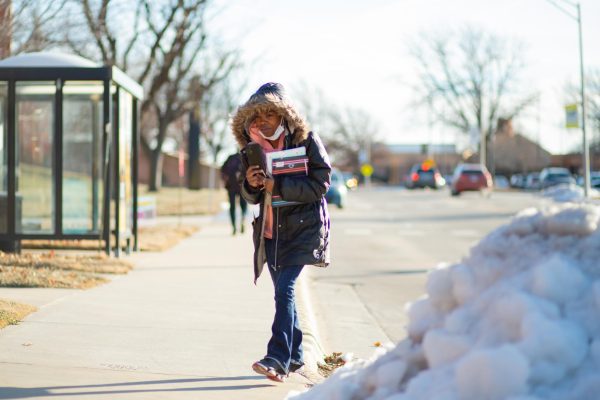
[267,147,308,207]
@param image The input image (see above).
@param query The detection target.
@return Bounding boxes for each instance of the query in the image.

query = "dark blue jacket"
[240,131,331,282]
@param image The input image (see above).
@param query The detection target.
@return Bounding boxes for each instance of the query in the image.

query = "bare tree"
[409,27,537,169]
[293,82,379,170]
[327,107,379,170]
[199,71,244,167]
[565,68,600,153]
[0,0,68,58]
[69,0,240,190]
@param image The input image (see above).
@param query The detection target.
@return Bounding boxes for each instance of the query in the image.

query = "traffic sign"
[565,103,579,128]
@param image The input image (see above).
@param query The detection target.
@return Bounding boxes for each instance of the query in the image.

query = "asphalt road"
[311,187,542,345]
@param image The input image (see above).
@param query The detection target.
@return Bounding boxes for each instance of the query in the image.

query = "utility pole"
[576,3,591,197]
[546,0,590,197]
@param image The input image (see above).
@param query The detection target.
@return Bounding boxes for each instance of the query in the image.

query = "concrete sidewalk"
[0,215,313,399]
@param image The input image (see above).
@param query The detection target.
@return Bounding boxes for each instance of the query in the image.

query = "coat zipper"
[274,207,279,269]
[272,135,290,270]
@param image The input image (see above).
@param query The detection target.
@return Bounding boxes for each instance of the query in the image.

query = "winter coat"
[221,153,243,194]
[230,83,332,282]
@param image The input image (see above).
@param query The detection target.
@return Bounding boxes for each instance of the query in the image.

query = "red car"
[450,163,493,196]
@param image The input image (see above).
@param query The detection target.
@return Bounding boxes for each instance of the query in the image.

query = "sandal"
[252,360,286,383]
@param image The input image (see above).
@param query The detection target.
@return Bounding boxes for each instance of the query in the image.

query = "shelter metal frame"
[0,64,143,256]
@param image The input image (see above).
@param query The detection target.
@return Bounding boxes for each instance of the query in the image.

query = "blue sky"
[211,0,600,154]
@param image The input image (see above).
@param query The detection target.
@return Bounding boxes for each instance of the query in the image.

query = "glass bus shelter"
[0,52,143,256]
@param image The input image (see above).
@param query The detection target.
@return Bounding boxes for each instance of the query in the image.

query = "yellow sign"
[565,103,579,128]
[361,164,374,177]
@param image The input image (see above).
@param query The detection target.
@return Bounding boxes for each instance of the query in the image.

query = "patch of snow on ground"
[541,184,600,203]
[287,203,600,400]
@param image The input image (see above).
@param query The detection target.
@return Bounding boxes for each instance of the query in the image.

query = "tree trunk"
[148,118,169,192]
[188,108,201,189]
[148,148,163,192]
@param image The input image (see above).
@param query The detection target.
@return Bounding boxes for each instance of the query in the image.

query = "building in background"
[371,143,460,185]
[486,118,552,176]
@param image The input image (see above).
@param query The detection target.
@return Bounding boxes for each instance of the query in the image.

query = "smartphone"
[245,142,266,172]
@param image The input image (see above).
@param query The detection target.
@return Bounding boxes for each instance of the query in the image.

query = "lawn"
[140,185,226,216]
[0,298,36,329]
[0,252,134,289]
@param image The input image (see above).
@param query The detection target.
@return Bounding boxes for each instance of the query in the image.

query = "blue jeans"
[264,239,304,374]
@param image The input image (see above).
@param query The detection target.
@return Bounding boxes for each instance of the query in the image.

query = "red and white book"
[266,147,308,207]
[266,147,308,177]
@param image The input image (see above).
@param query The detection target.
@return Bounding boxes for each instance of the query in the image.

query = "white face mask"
[259,118,285,141]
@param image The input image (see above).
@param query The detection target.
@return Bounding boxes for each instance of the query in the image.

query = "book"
[267,147,308,207]
[266,147,308,175]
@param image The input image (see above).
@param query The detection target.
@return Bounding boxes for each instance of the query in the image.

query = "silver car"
[539,167,575,189]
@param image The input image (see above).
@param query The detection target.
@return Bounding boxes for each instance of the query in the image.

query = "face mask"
[258,118,285,141]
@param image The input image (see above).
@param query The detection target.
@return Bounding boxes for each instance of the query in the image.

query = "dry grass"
[23,239,110,252]
[137,224,199,252]
[0,298,37,329]
[22,224,200,253]
[0,266,108,289]
[318,352,348,378]
[0,252,133,289]
[140,185,226,216]
[0,253,133,274]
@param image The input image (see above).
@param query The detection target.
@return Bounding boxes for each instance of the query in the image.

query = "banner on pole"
[565,103,579,128]
[178,147,185,178]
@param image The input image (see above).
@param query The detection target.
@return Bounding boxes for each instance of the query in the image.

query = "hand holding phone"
[245,142,266,171]
[246,165,266,188]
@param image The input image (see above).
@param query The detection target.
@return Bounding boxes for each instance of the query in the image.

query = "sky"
[210,0,600,155]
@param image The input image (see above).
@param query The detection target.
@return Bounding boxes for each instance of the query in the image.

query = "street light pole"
[576,3,591,197]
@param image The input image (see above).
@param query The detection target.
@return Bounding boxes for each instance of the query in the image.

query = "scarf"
[248,125,285,239]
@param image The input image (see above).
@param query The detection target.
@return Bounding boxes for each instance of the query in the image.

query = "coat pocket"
[279,209,317,241]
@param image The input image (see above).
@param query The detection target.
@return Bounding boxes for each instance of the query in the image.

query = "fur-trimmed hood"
[230,82,309,149]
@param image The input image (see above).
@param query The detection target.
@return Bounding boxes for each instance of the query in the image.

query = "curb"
[296,268,326,373]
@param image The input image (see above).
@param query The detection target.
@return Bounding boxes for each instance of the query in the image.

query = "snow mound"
[287,203,600,400]
[541,184,600,203]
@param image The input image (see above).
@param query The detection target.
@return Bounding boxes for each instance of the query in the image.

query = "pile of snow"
[288,203,600,400]
[541,184,600,203]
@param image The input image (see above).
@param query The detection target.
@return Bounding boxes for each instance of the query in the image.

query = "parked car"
[494,175,510,189]
[326,168,348,208]
[405,164,445,189]
[525,172,541,191]
[510,173,527,189]
[576,172,600,188]
[592,172,600,188]
[450,163,493,196]
[539,167,575,189]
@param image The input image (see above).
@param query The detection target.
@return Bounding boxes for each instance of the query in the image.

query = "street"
[310,187,541,355]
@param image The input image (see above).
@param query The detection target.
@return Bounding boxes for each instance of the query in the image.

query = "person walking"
[230,82,331,382]
[220,153,247,235]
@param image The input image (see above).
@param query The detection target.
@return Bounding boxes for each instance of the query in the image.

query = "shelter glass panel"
[0,83,7,233]
[118,89,133,234]
[16,81,56,233]
[62,81,104,233]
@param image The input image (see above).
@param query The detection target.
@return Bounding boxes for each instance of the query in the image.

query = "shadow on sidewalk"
[0,376,274,398]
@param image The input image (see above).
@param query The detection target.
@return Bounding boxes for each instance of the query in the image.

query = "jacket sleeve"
[239,147,264,205]
[273,132,331,203]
